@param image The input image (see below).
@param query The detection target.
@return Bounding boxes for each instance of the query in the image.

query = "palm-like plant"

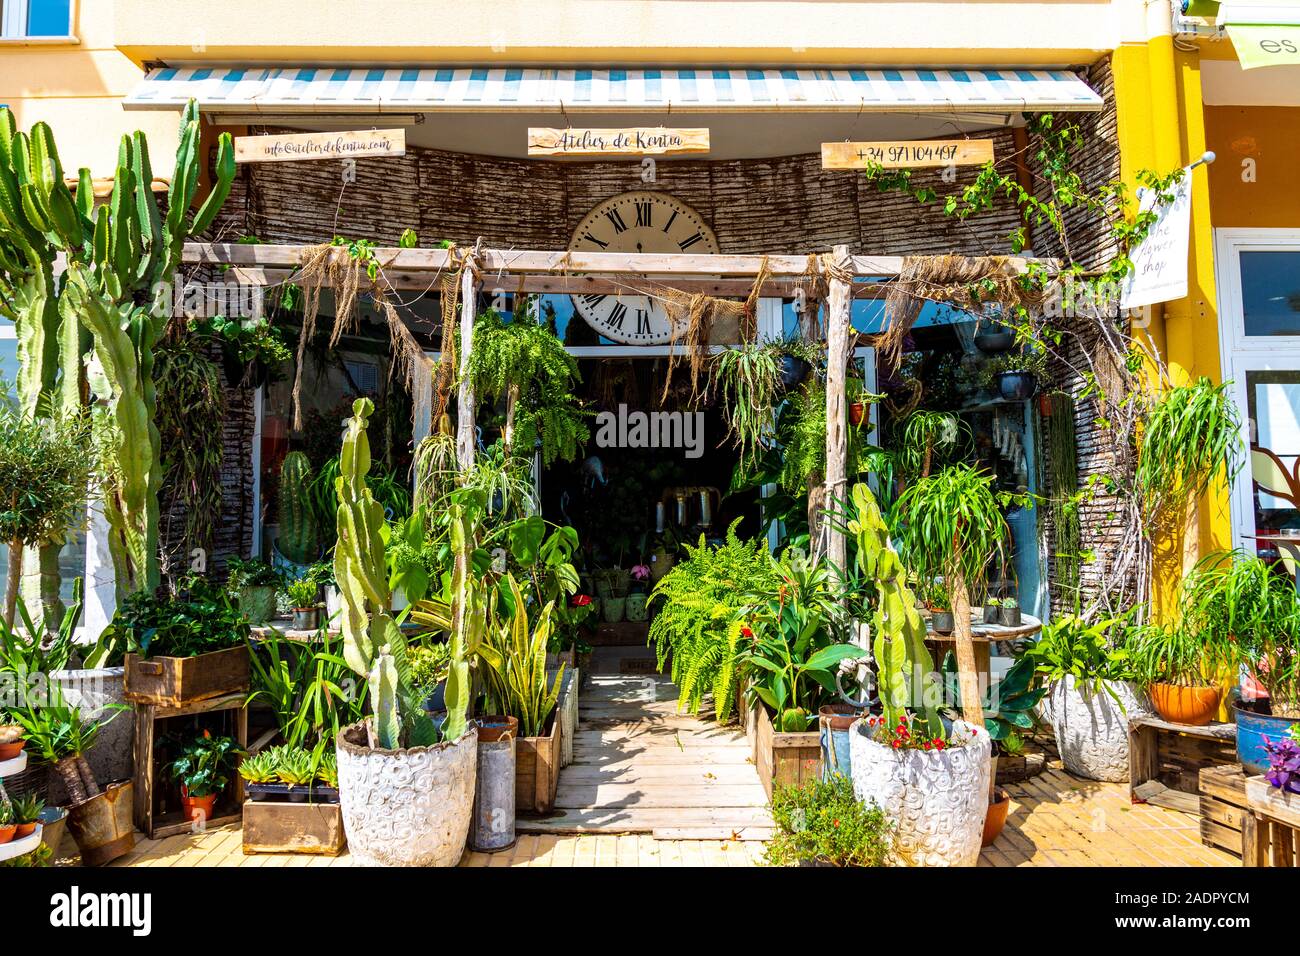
[12,705,117,805]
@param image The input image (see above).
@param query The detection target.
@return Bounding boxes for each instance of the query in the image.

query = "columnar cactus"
[334,398,437,749]
[277,451,318,564]
[847,482,943,737]
[0,100,236,598]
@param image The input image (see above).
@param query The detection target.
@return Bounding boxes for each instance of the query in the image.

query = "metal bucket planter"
[47,668,132,805]
[849,718,992,867]
[38,806,68,856]
[1235,703,1300,775]
[472,716,518,852]
[1047,676,1149,782]
[67,780,136,866]
[336,720,477,867]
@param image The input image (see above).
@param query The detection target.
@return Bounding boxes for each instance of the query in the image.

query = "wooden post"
[456,258,479,470]
[824,244,852,571]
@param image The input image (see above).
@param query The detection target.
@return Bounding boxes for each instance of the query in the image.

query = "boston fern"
[467,311,590,467]
[649,520,779,721]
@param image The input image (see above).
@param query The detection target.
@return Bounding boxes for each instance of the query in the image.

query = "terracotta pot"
[0,824,15,845]
[849,402,867,426]
[1148,683,1220,727]
[982,787,1011,847]
[0,739,25,761]
[180,787,219,824]
[14,821,37,838]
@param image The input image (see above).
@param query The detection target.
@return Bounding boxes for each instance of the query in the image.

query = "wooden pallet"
[1129,716,1237,812]
[1244,777,1300,867]
[1198,764,1248,858]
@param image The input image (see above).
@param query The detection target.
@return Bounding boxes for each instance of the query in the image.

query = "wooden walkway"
[518,660,774,840]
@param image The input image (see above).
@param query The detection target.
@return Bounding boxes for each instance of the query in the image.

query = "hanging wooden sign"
[527,127,710,157]
[821,139,994,170]
[234,129,407,163]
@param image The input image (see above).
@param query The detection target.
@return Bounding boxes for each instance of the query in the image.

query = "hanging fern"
[466,311,590,467]
[649,520,780,720]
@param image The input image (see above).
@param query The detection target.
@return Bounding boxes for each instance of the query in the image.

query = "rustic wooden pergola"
[181,240,1038,717]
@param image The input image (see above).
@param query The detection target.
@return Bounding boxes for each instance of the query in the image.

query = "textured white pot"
[1049,676,1149,783]
[47,668,132,803]
[849,718,991,867]
[336,720,478,866]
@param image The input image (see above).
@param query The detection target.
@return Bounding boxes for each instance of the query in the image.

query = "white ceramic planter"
[47,668,132,803]
[1048,676,1149,783]
[336,720,477,867]
[849,718,992,867]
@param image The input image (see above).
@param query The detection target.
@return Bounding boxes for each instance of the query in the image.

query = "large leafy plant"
[476,575,564,737]
[1023,613,1138,700]
[246,631,365,749]
[166,731,242,798]
[764,774,893,868]
[649,520,780,721]
[100,574,249,661]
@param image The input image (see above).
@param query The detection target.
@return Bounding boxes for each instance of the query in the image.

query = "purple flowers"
[1263,734,1300,794]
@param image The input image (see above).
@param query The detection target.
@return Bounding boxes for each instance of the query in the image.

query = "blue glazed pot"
[819,705,859,780]
[1235,702,1300,775]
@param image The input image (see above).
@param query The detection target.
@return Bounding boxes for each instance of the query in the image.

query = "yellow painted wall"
[0,0,177,178]
[1205,106,1300,229]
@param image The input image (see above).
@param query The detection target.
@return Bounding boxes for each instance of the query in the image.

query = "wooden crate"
[1129,716,1237,812]
[516,712,562,814]
[752,702,821,801]
[242,800,346,856]
[124,645,250,707]
[1244,776,1300,867]
[1198,764,1248,858]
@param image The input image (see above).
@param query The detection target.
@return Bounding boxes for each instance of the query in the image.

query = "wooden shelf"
[0,751,28,778]
[0,824,42,863]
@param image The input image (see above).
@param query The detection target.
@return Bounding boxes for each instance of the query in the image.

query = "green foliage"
[308,454,412,536]
[1128,621,1232,688]
[278,451,319,565]
[11,704,110,763]
[710,341,781,474]
[9,792,42,824]
[0,579,84,680]
[896,410,964,483]
[468,311,589,467]
[1137,377,1243,531]
[166,731,242,798]
[764,775,893,868]
[101,575,250,660]
[975,349,1050,390]
[1024,613,1138,698]
[777,378,827,493]
[189,314,292,369]
[237,749,278,784]
[649,520,780,721]
[407,642,450,698]
[475,574,563,736]
[284,575,319,609]
[225,557,284,590]
[269,743,315,786]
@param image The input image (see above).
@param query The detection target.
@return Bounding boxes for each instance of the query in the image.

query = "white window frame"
[1,0,76,40]
[1214,227,1300,554]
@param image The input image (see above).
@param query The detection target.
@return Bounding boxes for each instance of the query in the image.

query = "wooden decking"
[518,659,774,840]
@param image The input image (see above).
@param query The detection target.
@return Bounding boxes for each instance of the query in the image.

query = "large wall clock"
[567,191,720,345]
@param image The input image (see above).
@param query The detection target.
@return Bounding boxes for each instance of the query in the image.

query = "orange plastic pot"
[14,822,37,839]
[180,788,218,824]
[982,788,1010,847]
[0,740,25,761]
[1149,683,1221,727]
[0,824,15,845]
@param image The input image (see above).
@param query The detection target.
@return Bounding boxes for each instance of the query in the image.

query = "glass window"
[1243,370,1300,585]
[1241,251,1300,338]
[2,0,70,38]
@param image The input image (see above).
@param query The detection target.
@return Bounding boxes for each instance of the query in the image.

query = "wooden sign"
[821,139,994,170]
[528,127,710,157]
[234,129,406,164]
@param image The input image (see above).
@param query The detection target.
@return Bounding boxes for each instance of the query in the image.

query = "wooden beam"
[456,258,479,470]
[823,245,851,571]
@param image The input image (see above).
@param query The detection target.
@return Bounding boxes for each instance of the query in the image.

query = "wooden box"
[242,800,346,856]
[124,645,250,707]
[1244,776,1300,867]
[752,701,821,801]
[1198,764,1248,858]
[1129,716,1236,811]
[516,712,562,814]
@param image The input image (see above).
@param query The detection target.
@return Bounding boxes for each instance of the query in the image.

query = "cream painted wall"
[0,0,177,178]
[113,0,1152,67]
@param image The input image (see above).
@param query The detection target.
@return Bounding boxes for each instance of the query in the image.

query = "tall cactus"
[847,482,943,737]
[334,398,437,749]
[0,100,235,598]
[277,451,318,564]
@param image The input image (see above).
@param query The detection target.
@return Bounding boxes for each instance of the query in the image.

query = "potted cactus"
[333,400,479,867]
[277,451,319,567]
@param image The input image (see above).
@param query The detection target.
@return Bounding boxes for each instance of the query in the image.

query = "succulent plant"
[316,750,338,789]
[10,792,44,825]
[277,452,318,565]
[272,745,315,788]
[237,749,278,785]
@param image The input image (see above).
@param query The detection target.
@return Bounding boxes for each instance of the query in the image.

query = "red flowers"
[870,713,956,753]
[571,594,592,607]
[741,625,754,638]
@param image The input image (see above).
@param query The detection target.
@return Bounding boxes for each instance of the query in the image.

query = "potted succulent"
[167,730,243,824]
[998,596,1022,628]
[1024,613,1149,782]
[10,793,44,839]
[285,576,321,631]
[226,557,284,625]
[334,400,478,867]
[0,798,14,845]
[763,775,893,867]
[0,722,24,761]
[845,483,992,866]
[983,596,1002,626]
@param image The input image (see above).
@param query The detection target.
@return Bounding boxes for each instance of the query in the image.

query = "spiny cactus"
[277,451,318,565]
[0,100,235,598]
[334,398,436,750]
[847,482,943,737]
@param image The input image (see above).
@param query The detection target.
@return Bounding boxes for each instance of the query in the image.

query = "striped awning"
[123,66,1103,114]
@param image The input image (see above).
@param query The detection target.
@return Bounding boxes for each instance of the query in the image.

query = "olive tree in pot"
[843,482,992,867]
[333,399,480,867]
[1025,614,1149,782]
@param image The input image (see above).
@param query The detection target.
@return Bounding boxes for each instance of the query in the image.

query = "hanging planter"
[776,354,811,391]
[996,371,1037,402]
[974,324,1016,354]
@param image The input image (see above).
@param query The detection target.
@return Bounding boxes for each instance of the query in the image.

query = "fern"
[648,520,780,720]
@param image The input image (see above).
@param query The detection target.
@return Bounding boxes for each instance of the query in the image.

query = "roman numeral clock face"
[568,191,720,344]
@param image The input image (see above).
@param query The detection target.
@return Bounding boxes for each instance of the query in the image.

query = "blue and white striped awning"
[124,66,1102,114]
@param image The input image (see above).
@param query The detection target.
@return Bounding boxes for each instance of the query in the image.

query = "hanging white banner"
[1120,169,1193,311]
